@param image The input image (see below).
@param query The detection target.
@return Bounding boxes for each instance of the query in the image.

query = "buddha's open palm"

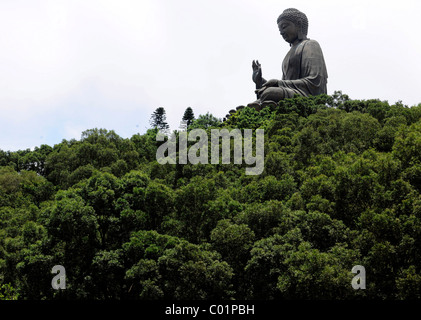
[252,60,263,85]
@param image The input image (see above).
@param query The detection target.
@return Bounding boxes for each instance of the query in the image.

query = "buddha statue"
[248,8,328,109]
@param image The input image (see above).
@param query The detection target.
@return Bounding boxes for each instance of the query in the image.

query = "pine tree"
[182,107,195,128]
[150,107,170,131]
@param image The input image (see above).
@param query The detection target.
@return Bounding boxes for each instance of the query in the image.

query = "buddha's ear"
[296,23,305,40]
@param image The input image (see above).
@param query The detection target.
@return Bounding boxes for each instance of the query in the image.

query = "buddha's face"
[278,19,299,44]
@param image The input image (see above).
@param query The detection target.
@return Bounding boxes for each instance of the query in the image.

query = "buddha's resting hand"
[263,79,279,87]
[252,60,263,87]
[255,87,265,97]
[255,78,279,98]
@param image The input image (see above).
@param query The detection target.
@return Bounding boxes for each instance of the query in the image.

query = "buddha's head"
[277,8,308,44]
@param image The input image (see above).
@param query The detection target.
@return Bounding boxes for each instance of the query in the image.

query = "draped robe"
[259,39,328,101]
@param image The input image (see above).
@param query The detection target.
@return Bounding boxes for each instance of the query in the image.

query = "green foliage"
[44,129,140,188]
[0,283,19,300]
[189,112,222,130]
[122,230,234,299]
[1,93,421,300]
[226,106,273,130]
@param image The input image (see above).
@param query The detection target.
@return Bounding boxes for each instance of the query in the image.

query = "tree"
[150,107,170,131]
[122,230,234,299]
[210,219,254,298]
[174,177,217,242]
[0,283,19,300]
[182,107,195,128]
[189,112,221,130]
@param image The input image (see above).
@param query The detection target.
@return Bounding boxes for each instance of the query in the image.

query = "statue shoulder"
[301,39,325,55]
[303,39,323,49]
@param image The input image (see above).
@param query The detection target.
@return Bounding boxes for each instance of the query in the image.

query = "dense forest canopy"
[1,92,421,300]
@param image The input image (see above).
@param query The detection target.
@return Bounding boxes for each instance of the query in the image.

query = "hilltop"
[1,92,421,300]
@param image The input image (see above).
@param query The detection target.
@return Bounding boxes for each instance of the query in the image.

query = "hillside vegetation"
[1,92,421,300]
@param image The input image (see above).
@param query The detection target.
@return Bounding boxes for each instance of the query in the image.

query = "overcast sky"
[1,0,421,151]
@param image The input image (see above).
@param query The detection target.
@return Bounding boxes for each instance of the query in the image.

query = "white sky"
[1,0,421,151]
